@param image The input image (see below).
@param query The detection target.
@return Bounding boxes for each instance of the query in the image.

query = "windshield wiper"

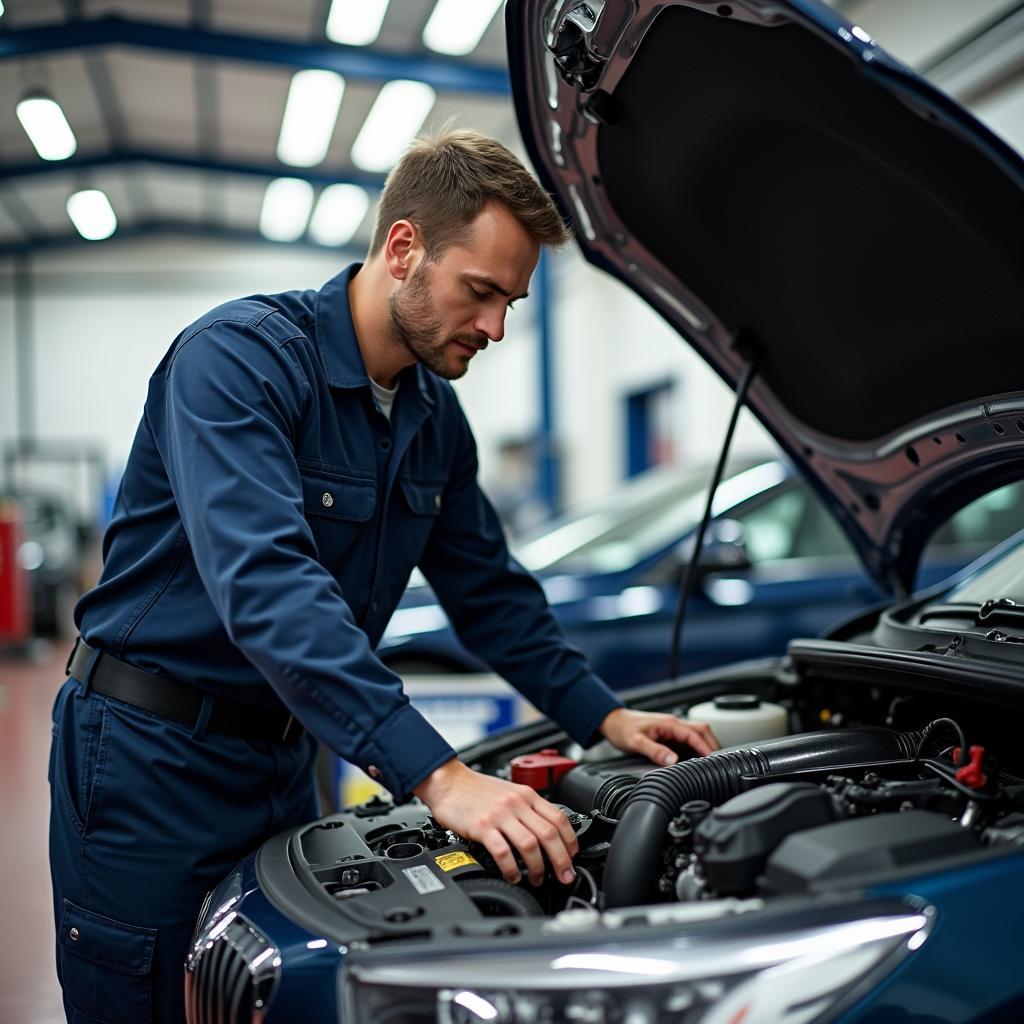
[919,598,1024,627]
[918,598,1024,648]
[975,597,1024,624]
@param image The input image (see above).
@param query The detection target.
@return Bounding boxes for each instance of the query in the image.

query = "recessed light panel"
[66,190,117,241]
[259,178,315,242]
[422,0,503,56]
[309,184,371,247]
[326,0,389,46]
[277,70,345,168]
[350,81,436,172]
[16,94,77,161]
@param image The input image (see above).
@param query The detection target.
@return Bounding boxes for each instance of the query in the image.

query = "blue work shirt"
[76,264,622,800]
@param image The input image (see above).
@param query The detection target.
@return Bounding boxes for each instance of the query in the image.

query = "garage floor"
[1,641,68,1023]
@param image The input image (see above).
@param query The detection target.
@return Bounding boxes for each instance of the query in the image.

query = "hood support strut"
[669,330,760,679]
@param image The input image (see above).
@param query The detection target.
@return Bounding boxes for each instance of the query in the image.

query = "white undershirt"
[370,377,399,423]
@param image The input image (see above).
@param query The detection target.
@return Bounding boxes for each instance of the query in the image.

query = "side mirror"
[700,518,752,573]
[670,519,751,583]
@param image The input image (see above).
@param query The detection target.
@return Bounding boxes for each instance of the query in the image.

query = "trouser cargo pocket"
[58,899,156,1024]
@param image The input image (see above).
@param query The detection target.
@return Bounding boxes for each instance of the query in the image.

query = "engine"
[328,712,1024,925]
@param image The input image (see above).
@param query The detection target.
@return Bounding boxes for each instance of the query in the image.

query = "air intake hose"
[602,728,920,908]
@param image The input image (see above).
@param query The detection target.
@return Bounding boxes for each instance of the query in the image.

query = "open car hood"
[506,0,1024,594]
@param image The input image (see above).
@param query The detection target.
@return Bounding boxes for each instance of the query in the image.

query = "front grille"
[185,913,279,1024]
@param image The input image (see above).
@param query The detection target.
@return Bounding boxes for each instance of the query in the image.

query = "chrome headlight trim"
[341,900,933,1023]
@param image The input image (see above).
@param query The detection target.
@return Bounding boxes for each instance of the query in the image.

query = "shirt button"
[321,492,334,508]
[69,927,80,942]
[379,438,392,451]
[434,494,441,510]
[371,601,380,613]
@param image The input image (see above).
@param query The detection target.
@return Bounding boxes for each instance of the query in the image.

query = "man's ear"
[383,220,418,281]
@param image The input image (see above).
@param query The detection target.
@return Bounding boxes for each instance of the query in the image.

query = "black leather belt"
[66,638,305,744]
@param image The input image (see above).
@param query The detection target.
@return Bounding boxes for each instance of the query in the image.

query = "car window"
[735,485,853,566]
[641,479,853,584]
[738,488,806,563]
[787,490,855,560]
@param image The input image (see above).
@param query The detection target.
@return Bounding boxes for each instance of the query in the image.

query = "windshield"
[516,461,786,574]
[942,534,1024,606]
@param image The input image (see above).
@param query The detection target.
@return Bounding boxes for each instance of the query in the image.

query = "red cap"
[953,745,987,790]
[510,749,578,791]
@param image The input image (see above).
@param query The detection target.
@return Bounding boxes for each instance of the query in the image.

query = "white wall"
[0,241,348,513]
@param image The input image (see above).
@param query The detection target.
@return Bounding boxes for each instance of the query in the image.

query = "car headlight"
[340,901,931,1024]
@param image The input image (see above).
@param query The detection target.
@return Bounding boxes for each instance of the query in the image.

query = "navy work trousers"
[48,676,318,1024]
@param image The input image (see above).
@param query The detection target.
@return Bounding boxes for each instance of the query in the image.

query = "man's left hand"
[599,708,719,765]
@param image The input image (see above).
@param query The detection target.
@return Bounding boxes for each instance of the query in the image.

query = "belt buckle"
[280,713,303,743]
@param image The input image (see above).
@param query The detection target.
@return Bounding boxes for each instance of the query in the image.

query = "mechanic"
[49,129,719,1023]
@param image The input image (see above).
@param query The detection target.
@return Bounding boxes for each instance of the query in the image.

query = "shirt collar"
[314,263,435,406]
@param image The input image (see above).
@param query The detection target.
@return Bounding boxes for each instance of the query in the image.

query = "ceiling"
[0,0,1020,258]
[0,0,519,256]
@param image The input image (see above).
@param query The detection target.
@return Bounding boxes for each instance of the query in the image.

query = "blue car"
[379,461,1024,688]
[185,1,1024,1021]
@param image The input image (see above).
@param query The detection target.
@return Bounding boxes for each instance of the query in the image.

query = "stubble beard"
[388,263,484,381]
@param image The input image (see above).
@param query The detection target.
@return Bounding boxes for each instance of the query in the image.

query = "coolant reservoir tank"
[686,694,788,749]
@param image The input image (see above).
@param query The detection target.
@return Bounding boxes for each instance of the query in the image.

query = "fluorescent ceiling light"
[309,184,370,247]
[351,80,435,172]
[277,69,345,167]
[259,178,315,242]
[326,0,389,46]
[66,190,117,241]
[422,0,503,56]
[16,93,77,161]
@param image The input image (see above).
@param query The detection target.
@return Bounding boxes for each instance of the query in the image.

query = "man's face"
[388,202,540,380]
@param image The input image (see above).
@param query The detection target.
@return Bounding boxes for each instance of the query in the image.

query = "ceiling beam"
[0,219,366,259]
[0,147,387,191]
[0,15,510,95]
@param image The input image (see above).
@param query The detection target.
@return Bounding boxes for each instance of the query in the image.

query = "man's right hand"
[412,758,578,887]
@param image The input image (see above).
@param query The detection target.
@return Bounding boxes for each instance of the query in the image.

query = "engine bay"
[256,662,1024,948]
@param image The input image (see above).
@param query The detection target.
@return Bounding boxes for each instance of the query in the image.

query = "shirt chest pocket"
[397,476,444,563]
[300,467,377,569]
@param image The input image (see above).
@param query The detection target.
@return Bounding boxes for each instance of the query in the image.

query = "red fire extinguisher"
[0,500,30,643]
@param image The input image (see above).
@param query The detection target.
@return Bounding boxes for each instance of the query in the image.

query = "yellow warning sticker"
[435,851,479,872]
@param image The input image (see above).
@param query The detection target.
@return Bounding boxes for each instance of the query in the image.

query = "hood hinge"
[546,0,612,90]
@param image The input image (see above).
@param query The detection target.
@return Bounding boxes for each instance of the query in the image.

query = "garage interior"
[1,1,1022,1020]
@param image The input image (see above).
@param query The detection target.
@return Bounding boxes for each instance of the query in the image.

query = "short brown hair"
[368,128,572,257]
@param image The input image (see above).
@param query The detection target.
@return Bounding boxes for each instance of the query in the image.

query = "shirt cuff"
[551,673,624,748]
[360,701,457,803]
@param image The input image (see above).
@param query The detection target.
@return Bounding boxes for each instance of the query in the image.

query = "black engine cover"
[763,809,978,893]
[695,782,836,895]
